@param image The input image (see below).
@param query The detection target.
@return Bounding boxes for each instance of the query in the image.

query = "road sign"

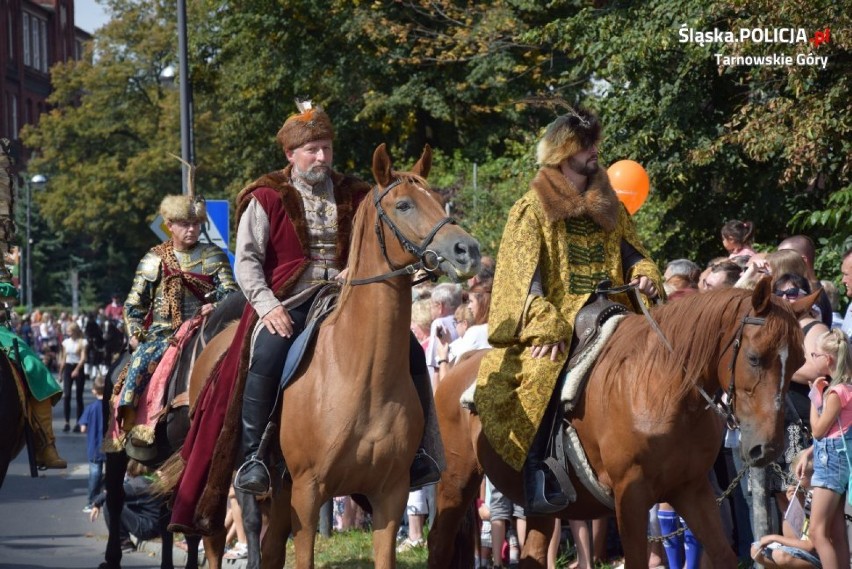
[203,200,230,252]
[149,215,169,242]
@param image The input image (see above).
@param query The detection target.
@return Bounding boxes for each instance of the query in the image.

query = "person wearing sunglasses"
[775,274,830,420]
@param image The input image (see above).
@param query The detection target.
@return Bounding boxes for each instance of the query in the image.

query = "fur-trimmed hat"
[536,108,601,167]
[276,101,334,152]
[160,195,207,223]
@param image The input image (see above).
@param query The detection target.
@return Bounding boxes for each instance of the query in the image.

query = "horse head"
[365,143,481,282]
[733,276,814,466]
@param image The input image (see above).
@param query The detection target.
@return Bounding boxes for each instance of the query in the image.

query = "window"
[10,94,18,140]
[22,13,30,67]
[39,18,48,71]
[7,16,13,60]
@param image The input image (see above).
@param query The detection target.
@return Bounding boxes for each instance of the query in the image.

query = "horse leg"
[236,489,263,569]
[185,534,202,569]
[159,508,174,569]
[368,483,410,569]
[289,482,322,569]
[427,466,483,569]
[519,515,555,568]
[614,476,655,569]
[203,530,227,569]
[102,451,129,569]
[262,484,293,569]
[668,481,737,568]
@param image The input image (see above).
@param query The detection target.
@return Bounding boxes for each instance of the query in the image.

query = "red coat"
[169,167,368,534]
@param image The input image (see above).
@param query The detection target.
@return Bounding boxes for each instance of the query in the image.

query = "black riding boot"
[523,407,571,515]
[409,371,443,490]
[234,371,279,495]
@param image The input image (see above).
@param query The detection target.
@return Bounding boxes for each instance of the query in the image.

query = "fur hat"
[276,101,334,152]
[536,108,601,167]
[159,195,207,223]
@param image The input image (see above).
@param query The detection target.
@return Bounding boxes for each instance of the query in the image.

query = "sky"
[75,0,110,34]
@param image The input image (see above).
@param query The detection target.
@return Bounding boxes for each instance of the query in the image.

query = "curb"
[135,540,248,568]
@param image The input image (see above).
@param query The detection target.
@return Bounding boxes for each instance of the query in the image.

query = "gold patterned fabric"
[474,166,663,471]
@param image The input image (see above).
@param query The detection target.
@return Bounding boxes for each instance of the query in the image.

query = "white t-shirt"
[425,314,459,369]
[449,324,490,363]
[62,337,87,365]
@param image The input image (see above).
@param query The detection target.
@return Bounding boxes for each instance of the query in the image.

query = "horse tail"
[153,450,185,497]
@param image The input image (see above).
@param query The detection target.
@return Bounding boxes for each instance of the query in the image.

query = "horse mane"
[601,288,787,409]
[327,170,427,325]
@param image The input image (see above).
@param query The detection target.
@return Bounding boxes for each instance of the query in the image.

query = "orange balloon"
[607,160,650,215]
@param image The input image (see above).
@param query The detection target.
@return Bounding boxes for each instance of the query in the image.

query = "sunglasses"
[774,288,803,299]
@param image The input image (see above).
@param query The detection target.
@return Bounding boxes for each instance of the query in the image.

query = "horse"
[99,290,245,569]
[167,143,476,569]
[0,348,26,488]
[427,281,817,569]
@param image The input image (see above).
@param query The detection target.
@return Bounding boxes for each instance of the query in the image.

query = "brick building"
[1,0,90,160]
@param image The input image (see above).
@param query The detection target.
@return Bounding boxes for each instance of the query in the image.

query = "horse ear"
[751,276,773,316]
[411,144,432,179]
[372,143,393,188]
[790,289,821,320]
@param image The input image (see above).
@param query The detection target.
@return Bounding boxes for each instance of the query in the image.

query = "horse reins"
[349,179,457,286]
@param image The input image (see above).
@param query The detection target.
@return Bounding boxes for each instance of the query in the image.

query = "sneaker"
[396,537,425,553]
[120,538,135,553]
[72,424,82,433]
[224,542,248,560]
[62,423,70,433]
[82,505,93,513]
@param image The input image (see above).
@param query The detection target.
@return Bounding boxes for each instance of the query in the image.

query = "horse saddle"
[567,280,630,370]
[278,283,340,391]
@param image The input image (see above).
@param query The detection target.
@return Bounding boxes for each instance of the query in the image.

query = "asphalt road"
[0,385,175,569]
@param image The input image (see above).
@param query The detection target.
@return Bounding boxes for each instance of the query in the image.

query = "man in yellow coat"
[474,108,663,514]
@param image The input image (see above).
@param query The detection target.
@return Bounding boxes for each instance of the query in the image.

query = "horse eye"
[746,352,761,367]
[396,200,412,212]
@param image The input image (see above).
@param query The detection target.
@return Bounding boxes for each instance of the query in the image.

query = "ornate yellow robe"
[474,166,663,471]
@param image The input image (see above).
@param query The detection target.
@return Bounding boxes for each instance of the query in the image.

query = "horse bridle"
[611,281,766,430]
[717,314,766,429]
[349,178,457,286]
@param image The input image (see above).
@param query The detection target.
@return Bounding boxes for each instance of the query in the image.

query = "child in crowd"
[721,220,756,263]
[79,374,106,513]
[89,459,164,552]
[796,328,852,568]
[752,450,821,569]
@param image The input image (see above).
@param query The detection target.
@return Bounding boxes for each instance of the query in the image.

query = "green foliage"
[18,0,852,305]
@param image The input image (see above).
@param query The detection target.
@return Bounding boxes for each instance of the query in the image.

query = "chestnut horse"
[429,281,816,569]
[200,143,474,569]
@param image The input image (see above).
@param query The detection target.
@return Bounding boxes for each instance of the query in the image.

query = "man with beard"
[474,107,663,514]
[169,103,442,535]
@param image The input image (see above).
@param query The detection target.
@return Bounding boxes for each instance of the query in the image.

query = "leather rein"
[349,178,457,286]
[597,282,765,430]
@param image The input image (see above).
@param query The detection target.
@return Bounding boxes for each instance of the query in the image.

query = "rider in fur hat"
[474,108,664,514]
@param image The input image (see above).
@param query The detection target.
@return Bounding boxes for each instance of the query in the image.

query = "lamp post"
[177,0,194,195]
[25,174,46,314]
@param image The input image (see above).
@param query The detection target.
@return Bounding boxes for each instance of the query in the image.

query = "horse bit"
[349,178,457,286]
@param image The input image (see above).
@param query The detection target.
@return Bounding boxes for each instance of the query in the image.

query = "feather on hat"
[160,155,207,223]
[276,99,334,152]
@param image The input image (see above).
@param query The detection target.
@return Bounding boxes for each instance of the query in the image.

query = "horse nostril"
[748,445,764,460]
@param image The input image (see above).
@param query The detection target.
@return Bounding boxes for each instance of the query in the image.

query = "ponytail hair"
[818,328,852,387]
[721,220,754,247]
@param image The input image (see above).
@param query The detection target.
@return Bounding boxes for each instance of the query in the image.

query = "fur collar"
[531,166,620,231]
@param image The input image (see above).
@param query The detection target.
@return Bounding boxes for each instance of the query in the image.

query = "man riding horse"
[169,102,444,535]
[104,192,237,452]
[474,107,664,514]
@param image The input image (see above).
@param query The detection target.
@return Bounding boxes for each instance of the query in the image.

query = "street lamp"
[25,174,46,314]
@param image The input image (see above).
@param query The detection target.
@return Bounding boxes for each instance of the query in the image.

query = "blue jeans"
[87,460,104,506]
[811,435,851,494]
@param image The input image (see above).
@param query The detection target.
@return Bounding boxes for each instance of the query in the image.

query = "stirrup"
[524,459,574,515]
[233,455,271,496]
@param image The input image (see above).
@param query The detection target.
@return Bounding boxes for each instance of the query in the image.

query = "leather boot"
[409,371,443,489]
[233,371,279,495]
[31,397,68,469]
[523,418,570,515]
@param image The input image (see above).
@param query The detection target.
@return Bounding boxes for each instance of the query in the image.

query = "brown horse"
[429,281,816,569]
[213,143,476,569]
